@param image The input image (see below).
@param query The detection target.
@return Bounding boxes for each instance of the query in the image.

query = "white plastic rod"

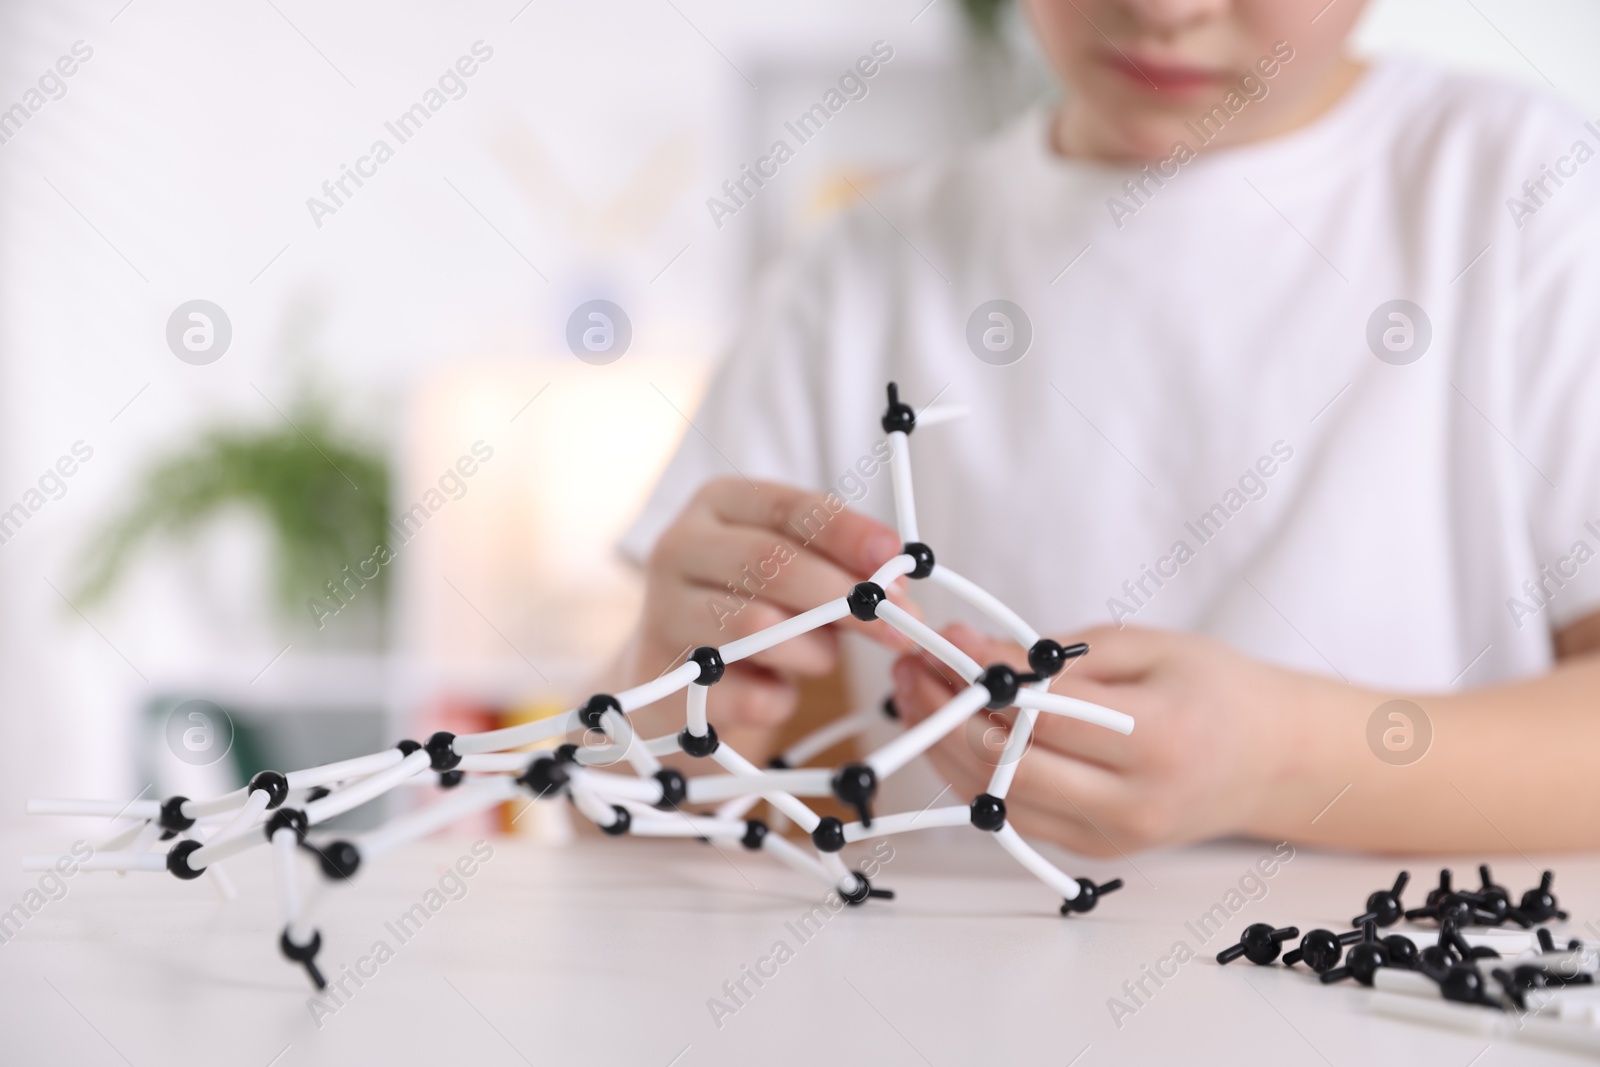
[22,851,167,873]
[842,805,969,843]
[183,789,250,819]
[718,599,851,665]
[452,710,580,756]
[456,753,533,772]
[987,679,1049,798]
[100,819,155,857]
[994,824,1080,900]
[874,602,983,682]
[616,662,703,713]
[820,850,859,894]
[887,430,919,543]
[714,795,762,822]
[600,709,660,776]
[927,565,1040,647]
[1370,992,1600,1056]
[869,553,918,587]
[914,404,969,427]
[710,744,821,832]
[26,798,161,820]
[628,817,747,839]
[1014,689,1135,735]
[760,831,836,890]
[568,768,663,804]
[780,707,882,768]
[205,788,271,846]
[568,781,624,829]
[686,683,709,737]
[865,684,989,779]
[355,778,518,861]
[304,751,432,826]
[685,769,833,804]
[285,749,405,790]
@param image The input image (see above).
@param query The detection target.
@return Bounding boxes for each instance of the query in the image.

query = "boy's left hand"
[890,623,1332,854]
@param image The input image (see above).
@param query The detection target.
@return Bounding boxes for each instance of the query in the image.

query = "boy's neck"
[1053,57,1369,164]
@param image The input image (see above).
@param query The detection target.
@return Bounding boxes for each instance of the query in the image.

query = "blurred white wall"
[0,0,1595,826]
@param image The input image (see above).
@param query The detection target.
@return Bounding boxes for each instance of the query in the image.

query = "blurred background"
[1,0,1596,836]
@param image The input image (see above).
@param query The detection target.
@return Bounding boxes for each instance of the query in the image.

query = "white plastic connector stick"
[616,662,703,713]
[356,777,519,862]
[820,850,858,893]
[928,564,1040,647]
[22,851,167,873]
[567,768,663,804]
[304,750,432,827]
[994,824,1079,900]
[451,710,580,756]
[206,788,271,846]
[1016,689,1136,735]
[272,828,301,928]
[286,749,406,789]
[1369,991,1600,1056]
[865,684,989,779]
[887,430,919,543]
[184,789,249,819]
[568,780,624,829]
[686,683,709,737]
[987,679,1049,798]
[685,769,833,803]
[875,601,983,682]
[914,405,969,427]
[842,805,969,843]
[456,753,534,773]
[26,798,161,819]
[759,831,836,890]
[710,744,820,832]
[714,795,762,822]
[869,553,918,587]
[628,817,746,839]
[780,706,883,768]
[718,599,851,665]
[601,709,660,776]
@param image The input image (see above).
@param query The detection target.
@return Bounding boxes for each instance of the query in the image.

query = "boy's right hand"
[627,476,910,733]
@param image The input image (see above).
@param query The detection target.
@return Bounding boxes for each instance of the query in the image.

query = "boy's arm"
[886,616,1600,855]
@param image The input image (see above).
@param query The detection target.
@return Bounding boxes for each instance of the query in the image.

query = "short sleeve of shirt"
[618,248,832,564]
[1515,159,1600,632]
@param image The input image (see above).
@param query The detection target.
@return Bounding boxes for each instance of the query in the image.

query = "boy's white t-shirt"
[623,60,1600,694]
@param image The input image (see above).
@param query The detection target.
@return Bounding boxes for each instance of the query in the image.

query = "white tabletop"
[2,826,1596,1067]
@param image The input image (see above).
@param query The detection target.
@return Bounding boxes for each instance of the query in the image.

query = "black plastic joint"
[1028,638,1088,678]
[679,725,721,758]
[979,663,1020,710]
[740,819,769,851]
[437,769,464,789]
[653,768,688,809]
[689,646,726,685]
[811,816,847,853]
[165,839,205,880]
[902,542,935,579]
[881,696,900,721]
[831,764,878,827]
[1061,877,1124,915]
[881,382,916,435]
[248,771,290,809]
[970,793,1007,832]
[315,840,362,880]
[394,739,422,757]
[554,743,579,764]
[600,805,632,836]
[518,755,570,798]
[265,807,309,845]
[766,753,790,770]
[425,731,461,771]
[578,694,622,730]
[846,581,886,622]
[158,796,195,834]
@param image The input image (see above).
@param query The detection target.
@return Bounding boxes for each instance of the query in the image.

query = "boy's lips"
[1100,50,1230,94]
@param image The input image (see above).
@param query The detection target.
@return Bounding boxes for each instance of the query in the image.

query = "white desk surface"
[2,825,1597,1067]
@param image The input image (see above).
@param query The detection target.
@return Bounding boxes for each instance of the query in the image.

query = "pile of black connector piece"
[1215,865,1594,1011]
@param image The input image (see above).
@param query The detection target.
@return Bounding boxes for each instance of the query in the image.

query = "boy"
[608,0,1600,853]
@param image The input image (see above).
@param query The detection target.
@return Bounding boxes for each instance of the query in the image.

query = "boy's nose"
[1117,0,1232,35]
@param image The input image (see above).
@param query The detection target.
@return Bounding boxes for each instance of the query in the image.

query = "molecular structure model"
[1216,866,1600,1056]
[26,383,1135,990]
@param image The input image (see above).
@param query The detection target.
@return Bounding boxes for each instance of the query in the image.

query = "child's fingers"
[701,478,902,580]
[1054,624,1173,683]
